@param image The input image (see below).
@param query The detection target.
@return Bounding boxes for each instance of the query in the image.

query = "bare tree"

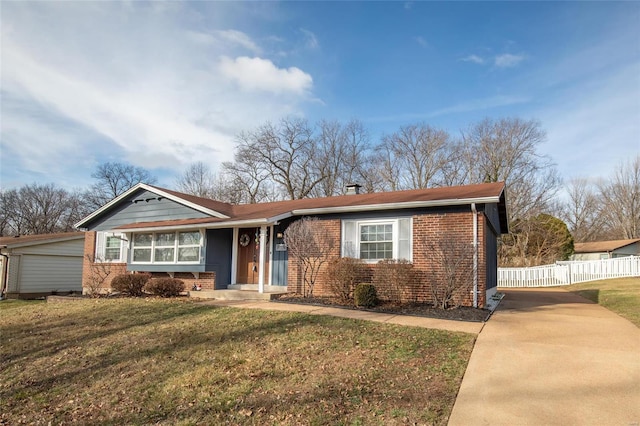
[283,217,336,297]
[174,162,217,198]
[222,142,279,204]
[0,183,89,236]
[83,254,114,297]
[461,117,560,222]
[236,118,325,200]
[425,234,476,309]
[87,162,157,208]
[598,156,640,239]
[560,178,603,242]
[312,119,374,197]
[341,119,376,192]
[0,189,11,236]
[376,123,452,190]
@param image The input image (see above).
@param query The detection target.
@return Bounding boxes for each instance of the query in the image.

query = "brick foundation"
[147,272,216,290]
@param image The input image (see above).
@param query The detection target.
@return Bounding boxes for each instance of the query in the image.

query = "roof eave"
[0,234,85,249]
[116,218,274,233]
[110,195,506,232]
[291,196,502,216]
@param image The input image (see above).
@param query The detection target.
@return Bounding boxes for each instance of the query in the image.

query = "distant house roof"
[0,232,85,249]
[76,182,509,233]
[574,238,640,254]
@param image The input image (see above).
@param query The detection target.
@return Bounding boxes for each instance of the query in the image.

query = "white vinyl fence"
[498,256,640,288]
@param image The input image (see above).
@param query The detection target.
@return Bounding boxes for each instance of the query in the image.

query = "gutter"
[116,218,275,233]
[0,248,9,300]
[292,196,501,216]
[471,203,478,308]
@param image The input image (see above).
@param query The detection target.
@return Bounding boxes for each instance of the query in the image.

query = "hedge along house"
[75,182,508,308]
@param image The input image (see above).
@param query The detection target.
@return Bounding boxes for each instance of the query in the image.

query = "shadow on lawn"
[0,301,326,403]
[571,289,600,304]
[0,301,213,367]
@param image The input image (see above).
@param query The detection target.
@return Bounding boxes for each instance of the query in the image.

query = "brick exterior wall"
[82,231,217,294]
[148,272,216,290]
[82,231,127,295]
[286,219,342,296]
[286,212,489,308]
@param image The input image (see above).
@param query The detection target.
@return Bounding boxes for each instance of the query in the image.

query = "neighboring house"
[572,238,640,260]
[75,182,508,308]
[0,232,85,299]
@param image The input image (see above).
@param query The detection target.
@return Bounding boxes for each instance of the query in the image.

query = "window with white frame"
[341,218,412,262]
[132,231,202,264]
[95,232,127,262]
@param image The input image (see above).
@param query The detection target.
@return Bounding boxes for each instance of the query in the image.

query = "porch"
[189,284,289,301]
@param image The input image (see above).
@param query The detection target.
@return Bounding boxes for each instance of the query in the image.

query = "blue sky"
[1,1,638,191]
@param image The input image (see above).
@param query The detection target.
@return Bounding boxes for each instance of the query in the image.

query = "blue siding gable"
[88,189,212,231]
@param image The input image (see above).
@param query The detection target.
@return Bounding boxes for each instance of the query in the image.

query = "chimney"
[345,184,362,195]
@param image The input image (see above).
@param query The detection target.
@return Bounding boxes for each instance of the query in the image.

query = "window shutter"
[95,231,105,261]
[398,218,412,261]
[342,220,357,258]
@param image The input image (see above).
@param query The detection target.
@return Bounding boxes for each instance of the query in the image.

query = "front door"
[236,228,269,284]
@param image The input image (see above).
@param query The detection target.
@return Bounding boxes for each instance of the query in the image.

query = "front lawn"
[0,298,45,310]
[0,298,475,425]
[560,277,640,327]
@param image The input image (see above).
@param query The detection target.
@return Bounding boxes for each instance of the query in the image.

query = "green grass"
[0,298,475,425]
[560,277,640,327]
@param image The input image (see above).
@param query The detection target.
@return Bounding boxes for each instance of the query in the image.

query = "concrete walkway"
[449,288,640,426]
[201,299,484,334]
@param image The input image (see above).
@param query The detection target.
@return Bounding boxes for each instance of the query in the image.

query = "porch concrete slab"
[200,299,484,334]
[448,287,640,426]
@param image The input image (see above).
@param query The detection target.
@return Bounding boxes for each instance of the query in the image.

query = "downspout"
[0,249,9,300]
[471,203,478,308]
[258,225,267,293]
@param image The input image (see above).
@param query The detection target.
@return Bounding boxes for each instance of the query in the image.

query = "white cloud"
[461,54,485,64]
[216,29,261,53]
[184,30,217,45]
[0,2,313,187]
[415,36,428,48]
[219,56,313,94]
[300,28,319,49]
[494,53,525,68]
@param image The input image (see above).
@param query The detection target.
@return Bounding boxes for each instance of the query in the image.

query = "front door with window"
[236,228,269,284]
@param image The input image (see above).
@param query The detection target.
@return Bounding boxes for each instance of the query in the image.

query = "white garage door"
[20,255,83,293]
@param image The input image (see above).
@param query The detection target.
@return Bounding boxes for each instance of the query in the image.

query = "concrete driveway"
[449,288,640,425]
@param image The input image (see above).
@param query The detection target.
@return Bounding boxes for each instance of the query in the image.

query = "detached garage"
[0,232,85,299]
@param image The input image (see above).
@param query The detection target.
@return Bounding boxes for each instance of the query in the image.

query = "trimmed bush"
[373,259,416,302]
[110,273,150,297]
[145,278,185,297]
[354,283,378,308]
[326,257,368,304]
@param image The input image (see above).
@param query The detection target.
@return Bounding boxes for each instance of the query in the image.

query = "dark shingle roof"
[574,239,640,253]
[114,182,507,232]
